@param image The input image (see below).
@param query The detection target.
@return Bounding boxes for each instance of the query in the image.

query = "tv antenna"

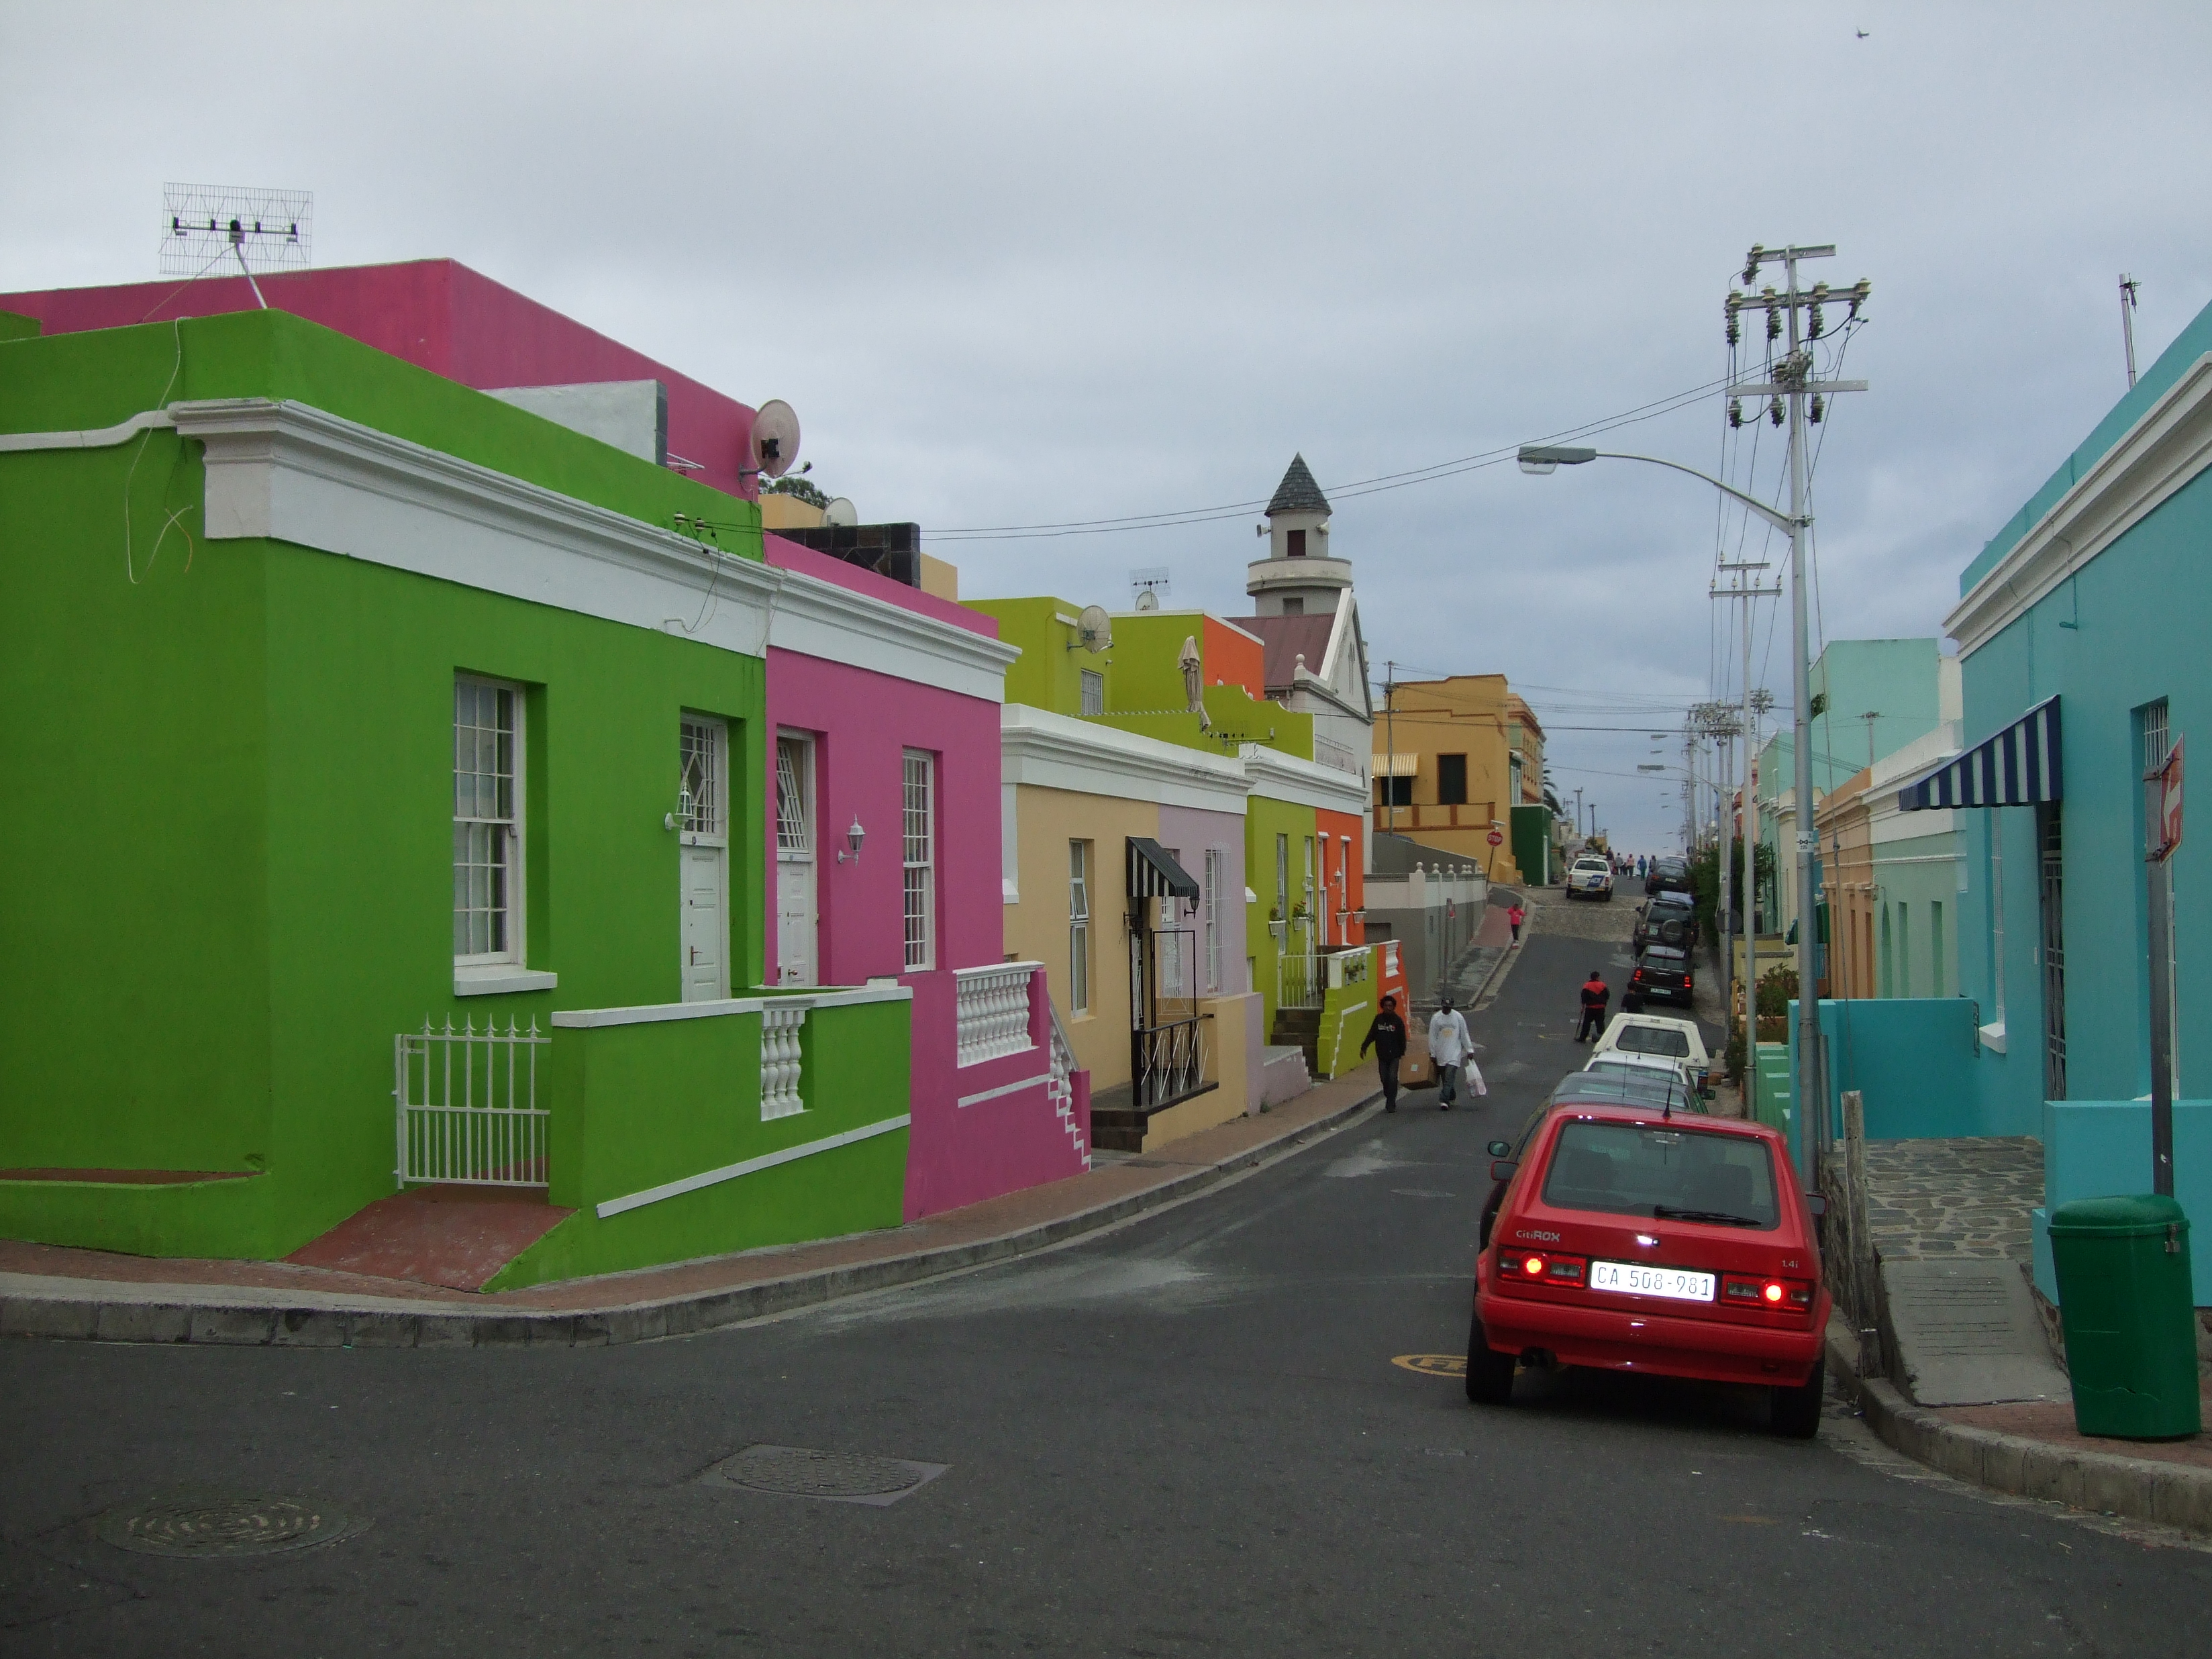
[1129,566,1170,609]
[1070,604,1113,653]
[160,183,311,308]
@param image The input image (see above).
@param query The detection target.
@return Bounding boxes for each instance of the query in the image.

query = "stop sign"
[1487,828,1505,847]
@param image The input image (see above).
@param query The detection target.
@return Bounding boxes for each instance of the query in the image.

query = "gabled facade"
[1239,454,1374,789]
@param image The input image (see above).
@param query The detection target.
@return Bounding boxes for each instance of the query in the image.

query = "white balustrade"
[760,1003,808,1119]
[954,962,1039,1066]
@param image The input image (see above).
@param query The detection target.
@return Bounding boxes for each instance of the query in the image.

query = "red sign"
[2158,738,2184,859]
[1487,828,1505,847]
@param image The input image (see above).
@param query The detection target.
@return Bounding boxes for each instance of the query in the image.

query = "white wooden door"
[774,733,817,985]
[678,717,729,1001]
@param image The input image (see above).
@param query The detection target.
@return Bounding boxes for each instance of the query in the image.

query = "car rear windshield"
[1613,1024,1691,1058]
[1540,1120,1780,1228]
[1642,948,1687,966]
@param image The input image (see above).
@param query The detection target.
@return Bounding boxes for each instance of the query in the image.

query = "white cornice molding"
[1947,354,2212,658]
[172,399,1014,699]
[1001,703,1248,813]
[1240,744,1370,813]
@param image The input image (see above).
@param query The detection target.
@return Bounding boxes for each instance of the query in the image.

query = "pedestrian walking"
[1575,968,1611,1042]
[1427,997,1482,1111]
[1507,901,1525,944]
[1360,993,1409,1113]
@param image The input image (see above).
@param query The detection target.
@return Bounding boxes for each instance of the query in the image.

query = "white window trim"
[1203,848,1221,992]
[681,715,730,852]
[454,674,530,974]
[903,749,938,972]
[1070,839,1091,1014]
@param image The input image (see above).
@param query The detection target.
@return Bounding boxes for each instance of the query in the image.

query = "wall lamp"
[837,817,866,863]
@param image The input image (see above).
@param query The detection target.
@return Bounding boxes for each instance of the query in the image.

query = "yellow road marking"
[1392,1353,1468,1377]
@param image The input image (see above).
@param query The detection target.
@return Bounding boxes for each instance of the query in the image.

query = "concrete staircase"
[1270,1004,1322,1077]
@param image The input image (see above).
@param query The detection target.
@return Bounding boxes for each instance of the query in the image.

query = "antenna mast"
[2120,274,2142,389]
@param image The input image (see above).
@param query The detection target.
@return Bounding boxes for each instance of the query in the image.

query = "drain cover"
[702,1444,948,1507]
[97,1492,364,1558]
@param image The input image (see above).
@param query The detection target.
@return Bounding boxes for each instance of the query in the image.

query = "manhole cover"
[97,1492,364,1558]
[701,1444,948,1507]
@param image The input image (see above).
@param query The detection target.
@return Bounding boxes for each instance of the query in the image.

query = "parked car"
[1582,1049,1707,1103]
[1566,855,1614,901]
[1591,1012,1711,1085]
[1625,944,1694,1010]
[1468,1100,1831,1436]
[1645,856,1693,897]
[1631,895,1699,954]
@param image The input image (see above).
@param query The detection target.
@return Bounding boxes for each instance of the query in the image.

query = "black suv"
[1625,944,1695,1009]
[1633,895,1699,954]
[1645,856,1693,897]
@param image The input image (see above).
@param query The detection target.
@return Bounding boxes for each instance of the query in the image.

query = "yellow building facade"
[1371,674,1540,882]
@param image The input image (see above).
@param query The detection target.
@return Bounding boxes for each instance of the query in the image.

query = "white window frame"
[1203,848,1221,992]
[1069,840,1091,1013]
[1080,668,1105,717]
[902,749,937,972]
[453,676,556,996]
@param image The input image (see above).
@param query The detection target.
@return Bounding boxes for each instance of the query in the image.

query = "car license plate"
[1589,1260,1715,1302]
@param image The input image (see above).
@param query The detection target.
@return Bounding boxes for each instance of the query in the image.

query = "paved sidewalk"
[0,1070,1381,1349]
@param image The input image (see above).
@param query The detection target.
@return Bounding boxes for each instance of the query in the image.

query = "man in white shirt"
[1427,997,1480,1111]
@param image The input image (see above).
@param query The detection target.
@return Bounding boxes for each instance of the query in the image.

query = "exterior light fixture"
[1515,444,1598,475]
[664,785,693,832]
[837,817,866,863]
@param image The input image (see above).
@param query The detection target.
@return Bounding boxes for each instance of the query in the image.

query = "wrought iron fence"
[1133,1013,1211,1109]
[394,1017,551,1187]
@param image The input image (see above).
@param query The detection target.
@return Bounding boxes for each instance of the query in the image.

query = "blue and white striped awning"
[1897,695,2061,811]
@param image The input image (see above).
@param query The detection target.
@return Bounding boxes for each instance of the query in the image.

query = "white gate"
[394,1017,551,1187]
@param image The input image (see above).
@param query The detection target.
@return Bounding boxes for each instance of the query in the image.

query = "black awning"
[1127,836,1199,901]
[1897,695,2061,811]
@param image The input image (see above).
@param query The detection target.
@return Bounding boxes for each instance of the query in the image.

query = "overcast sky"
[5,1,2207,850]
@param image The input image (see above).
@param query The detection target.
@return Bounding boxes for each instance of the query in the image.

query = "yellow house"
[1372,673,1537,881]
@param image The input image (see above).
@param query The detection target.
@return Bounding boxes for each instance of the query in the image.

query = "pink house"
[761,535,1091,1217]
[5,258,1091,1225]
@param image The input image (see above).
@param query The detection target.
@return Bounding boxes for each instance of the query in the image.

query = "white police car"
[1566,854,1614,901]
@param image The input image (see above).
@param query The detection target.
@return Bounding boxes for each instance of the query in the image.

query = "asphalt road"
[5,922,2207,1656]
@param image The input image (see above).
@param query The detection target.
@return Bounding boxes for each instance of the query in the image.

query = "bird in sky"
[1856,28,1870,38]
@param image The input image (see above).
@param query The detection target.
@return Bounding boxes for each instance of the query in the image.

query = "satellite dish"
[822,497,858,527]
[1134,588,1160,611]
[1075,604,1113,653]
[749,400,801,479]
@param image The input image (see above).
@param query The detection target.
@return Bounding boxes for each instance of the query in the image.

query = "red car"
[1468,1100,1831,1436]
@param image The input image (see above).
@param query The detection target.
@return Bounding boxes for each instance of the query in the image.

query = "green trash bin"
[2047,1194,2201,1440]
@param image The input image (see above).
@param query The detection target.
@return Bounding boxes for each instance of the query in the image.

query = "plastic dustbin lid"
[2048,1193,2190,1236]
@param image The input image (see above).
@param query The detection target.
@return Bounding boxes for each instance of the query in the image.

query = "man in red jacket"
[1575,970,1611,1042]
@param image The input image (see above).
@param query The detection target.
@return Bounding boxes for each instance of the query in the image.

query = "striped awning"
[1374,752,1420,778]
[1127,836,1199,901]
[1897,695,2061,811]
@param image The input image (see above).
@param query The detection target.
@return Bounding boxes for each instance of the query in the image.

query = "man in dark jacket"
[1360,994,1409,1112]
[1575,970,1611,1042]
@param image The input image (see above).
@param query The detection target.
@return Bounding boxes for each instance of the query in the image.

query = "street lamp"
[1519,436,1825,1183]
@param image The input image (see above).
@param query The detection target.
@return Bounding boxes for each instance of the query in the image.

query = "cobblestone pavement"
[1515,881,1636,944]
[1863,1136,2044,1262]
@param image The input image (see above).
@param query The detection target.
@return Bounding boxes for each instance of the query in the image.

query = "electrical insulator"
[1807,304,1824,340]
[1768,396,1784,428]
[1727,314,1740,348]
[1729,398,1744,430]
[1765,305,1781,342]
[1809,395,1825,424]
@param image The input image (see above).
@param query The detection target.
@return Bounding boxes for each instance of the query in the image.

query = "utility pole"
[1859,710,1881,772]
[1384,662,1398,835]
[2120,274,2142,390]
[1727,243,1871,1189]
[1715,566,1780,1057]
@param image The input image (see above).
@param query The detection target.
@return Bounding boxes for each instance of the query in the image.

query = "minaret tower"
[1246,453,1349,617]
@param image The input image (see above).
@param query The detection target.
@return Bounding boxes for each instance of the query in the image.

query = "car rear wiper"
[1652,1205,1762,1227]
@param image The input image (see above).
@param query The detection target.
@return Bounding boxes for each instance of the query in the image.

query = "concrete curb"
[0,1089,1380,1352]
[1825,1322,2212,1536]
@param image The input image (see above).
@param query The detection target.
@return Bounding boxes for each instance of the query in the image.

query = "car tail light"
[1683,973,1693,989]
[1723,1274,1815,1310]
[1513,1250,1588,1285]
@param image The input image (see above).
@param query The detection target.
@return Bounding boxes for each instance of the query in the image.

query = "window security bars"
[1203,849,1221,992]
[761,1003,807,1119]
[775,736,810,853]
[903,750,936,970]
[1069,840,1091,1013]
[1080,669,1105,717]
[681,718,721,836]
[394,1017,550,1187]
[955,962,1038,1066]
[454,678,519,961]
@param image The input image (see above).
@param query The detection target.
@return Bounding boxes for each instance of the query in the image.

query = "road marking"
[1392,1354,1467,1377]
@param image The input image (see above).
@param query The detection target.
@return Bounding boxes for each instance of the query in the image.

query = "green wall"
[964,597,1107,715]
[0,309,809,1264]
[1244,795,1319,1040]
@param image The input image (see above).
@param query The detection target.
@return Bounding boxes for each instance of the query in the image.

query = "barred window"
[681,717,721,837]
[1203,848,1221,991]
[903,750,936,970]
[1080,669,1105,717]
[454,677,521,962]
[1069,840,1091,1013]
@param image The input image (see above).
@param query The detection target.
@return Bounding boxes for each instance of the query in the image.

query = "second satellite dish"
[1074,605,1113,652]
[750,400,801,480]
[822,497,858,527]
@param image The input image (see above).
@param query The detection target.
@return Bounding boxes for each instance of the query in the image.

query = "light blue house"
[1900,293,2212,1304]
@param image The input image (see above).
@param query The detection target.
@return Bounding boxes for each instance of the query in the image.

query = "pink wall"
[1,259,760,501]
[765,630,1085,1218]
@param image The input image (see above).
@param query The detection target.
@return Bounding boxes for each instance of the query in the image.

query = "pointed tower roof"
[1266,452,1331,517]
